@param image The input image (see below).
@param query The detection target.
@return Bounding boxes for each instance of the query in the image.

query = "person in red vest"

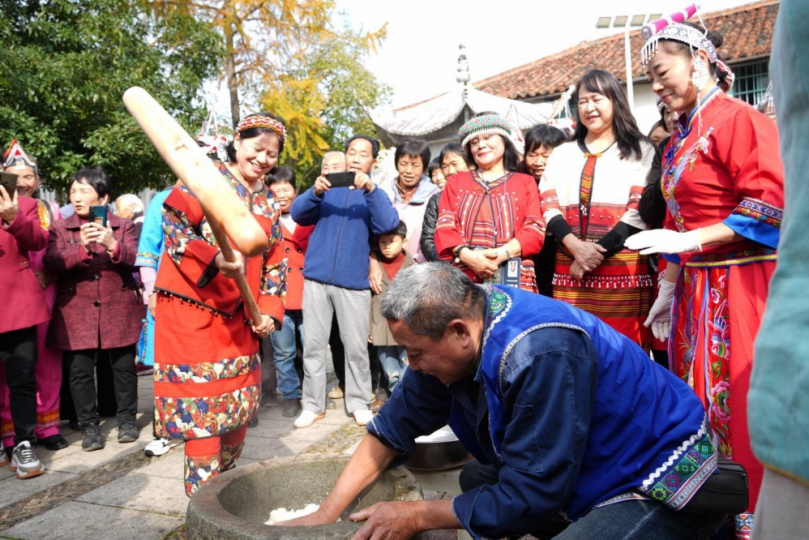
[266,166,312,418]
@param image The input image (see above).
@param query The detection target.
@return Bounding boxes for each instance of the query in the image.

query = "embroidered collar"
[677,87,722,138]
[472,170,512,189]
[577,138,617,158]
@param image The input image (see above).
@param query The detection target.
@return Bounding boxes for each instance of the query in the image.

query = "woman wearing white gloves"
[626,20,784,536]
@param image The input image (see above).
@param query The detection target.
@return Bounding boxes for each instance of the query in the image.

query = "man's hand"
[369,254,383,294]
[349,502,421,540]
[313,175,331,196]
[250,314,275,339]
[459,248,499,279]
[0,185,19,225]
[148,293,157,318]
[354,172,375,193]
[214,252,244,279]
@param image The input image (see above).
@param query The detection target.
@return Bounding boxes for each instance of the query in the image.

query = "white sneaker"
[327,386,344,399]
[294,410,325,429]
[353,409,374,426]
[0,440,8,468]
[10,441,45,479]
[144,437,176,457]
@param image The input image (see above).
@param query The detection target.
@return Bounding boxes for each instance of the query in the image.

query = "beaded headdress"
[458,114,513,148]
[640,4,735,93]
[641,23,717,68]
[3,140,38,175]
[236,115,286,145]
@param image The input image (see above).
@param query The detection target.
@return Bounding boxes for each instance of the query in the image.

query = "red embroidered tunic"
[153,162,286,440]
[434,171,545,292]
[660,89,784,515]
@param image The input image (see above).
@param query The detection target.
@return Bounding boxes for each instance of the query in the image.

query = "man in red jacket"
[0,175,48,478]
[266,167,312,418]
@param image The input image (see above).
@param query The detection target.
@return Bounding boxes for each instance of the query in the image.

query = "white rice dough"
[265,504,321,525]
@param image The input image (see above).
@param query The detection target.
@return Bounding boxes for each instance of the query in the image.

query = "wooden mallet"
[123,86,265,327]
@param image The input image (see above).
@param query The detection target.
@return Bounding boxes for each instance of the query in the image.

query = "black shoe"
[81,424,105,452]
[248,416,259,428]
[263,392,278,407]
[68,419,81,432]
[281,399,302,418]
[37,434,69,451]
[117,421,138,443]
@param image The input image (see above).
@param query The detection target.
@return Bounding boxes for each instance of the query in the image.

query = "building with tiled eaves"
[474,0,778,132]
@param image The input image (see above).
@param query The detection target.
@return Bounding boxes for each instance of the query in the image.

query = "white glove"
[645,280,676,341]
[625,229,702,255]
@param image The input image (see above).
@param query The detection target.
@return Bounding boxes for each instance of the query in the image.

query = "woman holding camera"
[45,167,141,452]
[153,112,286,497]
[434,113,545,292]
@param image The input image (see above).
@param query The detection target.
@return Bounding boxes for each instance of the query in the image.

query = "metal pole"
[624,26,634,112]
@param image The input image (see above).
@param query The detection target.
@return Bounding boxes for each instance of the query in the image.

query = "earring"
[692,58,709,91]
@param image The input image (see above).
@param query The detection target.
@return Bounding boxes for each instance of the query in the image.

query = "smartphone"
[0,172,18,196]
[90,205,108,227]
[326,171,356,188]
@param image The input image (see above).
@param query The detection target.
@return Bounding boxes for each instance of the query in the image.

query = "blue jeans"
[459,459,726,539]
[269,310,303,399]
[376,346,406,394]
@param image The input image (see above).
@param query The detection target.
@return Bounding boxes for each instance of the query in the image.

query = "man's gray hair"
[116,194,144,216]
[322,151,345,164]
[381,263,486,340]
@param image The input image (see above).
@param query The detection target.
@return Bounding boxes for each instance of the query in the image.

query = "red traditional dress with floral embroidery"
[541,140,655,351]
[153,161,286,495]
[434,171,545,292]
[660,89,784,525]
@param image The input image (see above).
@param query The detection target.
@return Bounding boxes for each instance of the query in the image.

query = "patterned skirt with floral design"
[669,254,775,527]
[153,294,261,440]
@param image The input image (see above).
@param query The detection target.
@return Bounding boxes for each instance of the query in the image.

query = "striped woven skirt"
[553,248,653,352]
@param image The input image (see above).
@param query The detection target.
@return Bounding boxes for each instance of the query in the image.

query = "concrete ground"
[0,375,467,540]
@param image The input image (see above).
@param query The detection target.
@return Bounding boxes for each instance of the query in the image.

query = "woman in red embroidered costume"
[627,22,784,538]
[153,112,287,497]
[434,113,545,292]
[541,70,655,351]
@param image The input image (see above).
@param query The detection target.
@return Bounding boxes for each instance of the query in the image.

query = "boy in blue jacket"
[290,135,399,428]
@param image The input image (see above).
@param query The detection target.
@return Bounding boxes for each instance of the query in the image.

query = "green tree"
[142,1,388,184]
[0,0,222,196]
[262,26,392,186]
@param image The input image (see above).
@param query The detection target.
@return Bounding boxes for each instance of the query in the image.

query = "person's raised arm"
[289,185,324,227]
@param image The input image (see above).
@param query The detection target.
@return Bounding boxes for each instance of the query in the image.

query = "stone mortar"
[187,454,423,540]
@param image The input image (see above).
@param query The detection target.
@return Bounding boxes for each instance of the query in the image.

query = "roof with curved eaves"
[369,87,556,137]
[475,0,779,100]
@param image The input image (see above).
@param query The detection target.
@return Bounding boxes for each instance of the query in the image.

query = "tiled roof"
[475,0,779,100]
[371,88,555,137]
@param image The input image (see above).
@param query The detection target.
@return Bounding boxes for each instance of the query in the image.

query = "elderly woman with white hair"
[115,194,145,239]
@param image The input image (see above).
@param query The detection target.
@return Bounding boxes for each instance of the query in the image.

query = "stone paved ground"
[0,376,466,540]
